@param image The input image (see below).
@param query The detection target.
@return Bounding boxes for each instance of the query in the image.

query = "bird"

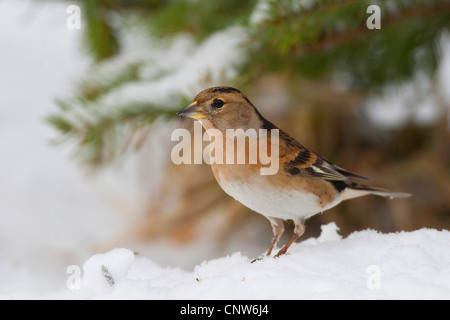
[177,86,410,258]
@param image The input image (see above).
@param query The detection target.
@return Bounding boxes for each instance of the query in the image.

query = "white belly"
[217,175,341,221]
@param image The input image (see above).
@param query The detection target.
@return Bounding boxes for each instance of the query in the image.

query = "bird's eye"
[213,99,224,108]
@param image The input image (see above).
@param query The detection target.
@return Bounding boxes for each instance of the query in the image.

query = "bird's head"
[178,86,266,131]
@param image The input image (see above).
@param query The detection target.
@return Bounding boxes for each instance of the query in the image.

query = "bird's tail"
[342,184,411,201]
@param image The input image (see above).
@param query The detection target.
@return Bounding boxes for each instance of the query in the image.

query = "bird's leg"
[274,218,305,257]
[251,217,285,263]
[266,217,285,256]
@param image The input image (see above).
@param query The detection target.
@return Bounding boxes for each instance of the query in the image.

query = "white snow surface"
[40,223,450,300]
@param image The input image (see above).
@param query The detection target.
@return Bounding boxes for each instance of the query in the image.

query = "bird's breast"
[211,163,340,220]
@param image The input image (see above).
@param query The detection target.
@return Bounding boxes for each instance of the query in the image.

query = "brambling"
[177,86,410,258]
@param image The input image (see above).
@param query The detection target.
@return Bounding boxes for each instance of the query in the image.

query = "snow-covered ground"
[1,0,450,300]
[37,224,450,300]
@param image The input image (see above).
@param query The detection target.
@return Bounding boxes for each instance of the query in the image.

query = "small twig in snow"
[101,265,115,287]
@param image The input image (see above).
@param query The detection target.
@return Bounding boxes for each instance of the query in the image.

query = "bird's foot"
[252,249,288,262]
[250,252,272,263]
[273,247,290,258]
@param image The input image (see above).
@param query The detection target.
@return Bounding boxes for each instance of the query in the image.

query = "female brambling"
[178,86,410,258]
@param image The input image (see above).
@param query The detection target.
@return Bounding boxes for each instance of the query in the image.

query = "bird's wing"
[279,131,369,182]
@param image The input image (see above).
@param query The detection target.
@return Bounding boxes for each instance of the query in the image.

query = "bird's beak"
[177,101,206,119]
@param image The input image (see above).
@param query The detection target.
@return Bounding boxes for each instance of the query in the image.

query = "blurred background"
[1,0,449,295]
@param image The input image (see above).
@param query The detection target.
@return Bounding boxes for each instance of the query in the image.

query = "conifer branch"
[295,2,450,55]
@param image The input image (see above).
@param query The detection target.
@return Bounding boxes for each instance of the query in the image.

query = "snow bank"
[50,223,450,300]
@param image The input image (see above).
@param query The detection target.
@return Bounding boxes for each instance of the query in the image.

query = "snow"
[37,223,450,300]
[81,248,135,296]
